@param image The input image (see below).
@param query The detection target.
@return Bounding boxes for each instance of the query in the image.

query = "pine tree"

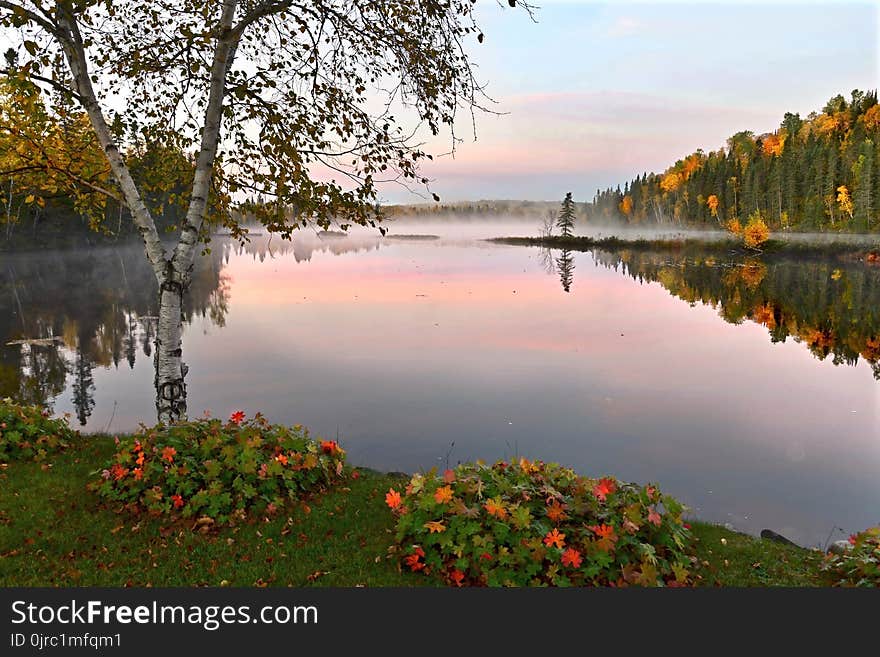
[557,192,576,237]
[853,139,874,229]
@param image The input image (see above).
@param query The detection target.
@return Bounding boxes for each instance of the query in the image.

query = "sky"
[382,0,879,204]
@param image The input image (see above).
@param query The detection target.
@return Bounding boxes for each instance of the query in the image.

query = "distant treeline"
[384,199,587,221]
[588,90,879,232]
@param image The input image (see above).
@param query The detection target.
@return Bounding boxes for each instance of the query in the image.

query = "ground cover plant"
[89,412,347,525]
[386,458,693,586]
[0,398,76,462]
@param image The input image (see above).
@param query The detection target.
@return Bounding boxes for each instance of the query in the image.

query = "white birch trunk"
[155,281,187,423]
[51,2,241,424]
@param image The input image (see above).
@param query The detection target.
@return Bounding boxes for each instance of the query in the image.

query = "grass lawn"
[0,435,822,587]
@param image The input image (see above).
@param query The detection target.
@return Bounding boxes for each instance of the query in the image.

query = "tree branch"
[172,0,241,277]
[53,2,168,281]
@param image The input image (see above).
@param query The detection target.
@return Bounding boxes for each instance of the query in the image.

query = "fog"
[231,215,724,246]
[247,214,880,248]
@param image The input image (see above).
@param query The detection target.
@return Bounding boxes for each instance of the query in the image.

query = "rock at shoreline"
[760,529,800,547]
[828,539,853,555]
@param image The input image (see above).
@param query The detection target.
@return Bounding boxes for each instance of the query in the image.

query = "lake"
[2,220,879,547]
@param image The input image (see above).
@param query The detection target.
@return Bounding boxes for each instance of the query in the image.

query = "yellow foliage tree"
[836,185,854,219]
[815,112,850,137]
[660,171,683,193]
[618,194,633,216]
[0,73,112,227]
[726,218,742,236]
[743,212,770,249]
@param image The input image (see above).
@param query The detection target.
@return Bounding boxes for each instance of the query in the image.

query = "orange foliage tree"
[862,104,880,131]
[706,194,719,217]
[761,133,785,157]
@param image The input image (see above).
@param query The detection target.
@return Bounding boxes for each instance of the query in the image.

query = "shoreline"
[488,235,880,259]
[0,433,826,587]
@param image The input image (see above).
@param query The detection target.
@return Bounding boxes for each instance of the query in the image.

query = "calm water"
[3,222,879,546]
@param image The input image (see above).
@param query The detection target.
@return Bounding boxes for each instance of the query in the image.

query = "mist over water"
[3,218,879,547]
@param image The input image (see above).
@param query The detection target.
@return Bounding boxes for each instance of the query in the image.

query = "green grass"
[688,521,821,587]
[0,436,823,587]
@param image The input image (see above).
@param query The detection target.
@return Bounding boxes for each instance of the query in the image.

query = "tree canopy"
[1,1,533,258]
[589,90,879,232]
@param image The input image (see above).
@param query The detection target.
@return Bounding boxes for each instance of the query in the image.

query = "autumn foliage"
[706,194,719,217]
[821,526,880,587]
[836,185,854,219]
[387,459,693,587]
[90,413,347,524]
[742,212,771,249]
[725,211,770,249]
[0,398,76,462]
[588,90,878,231]
[761,132,785,157]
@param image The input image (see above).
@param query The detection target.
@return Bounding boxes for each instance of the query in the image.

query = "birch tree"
[0,0,531,422]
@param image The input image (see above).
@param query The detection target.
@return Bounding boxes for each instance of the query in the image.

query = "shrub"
[90,412,347,524]
[743,211,771,249]
[0,398,76,462]
[821,527,880,587]
[726,218,743,236]
[387,459,693,587]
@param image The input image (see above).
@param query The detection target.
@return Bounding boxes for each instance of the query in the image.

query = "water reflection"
[0,233,389,421]
[1,244,228,420]
[555,249,575,293]
[2,231,879,545]
[583,249,880,379]
[5,238,880,418]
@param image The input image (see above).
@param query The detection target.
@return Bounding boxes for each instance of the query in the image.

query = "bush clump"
[821,527,880,587]
[0,398,76,462]
[90,412,347,524]
[386,458,693,587]
[743,212,771,249]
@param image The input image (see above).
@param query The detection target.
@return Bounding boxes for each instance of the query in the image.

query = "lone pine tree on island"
[0,0,532,422]
[556,192,576,237]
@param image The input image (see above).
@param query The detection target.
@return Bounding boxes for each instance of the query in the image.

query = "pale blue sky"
[388,1,878,203]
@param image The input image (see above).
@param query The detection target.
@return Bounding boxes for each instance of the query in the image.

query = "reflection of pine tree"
[72,347,95,426]
[123,311,137,369]
[141,316,155,358]
[556,192,576,237]
[556,249,575,293]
